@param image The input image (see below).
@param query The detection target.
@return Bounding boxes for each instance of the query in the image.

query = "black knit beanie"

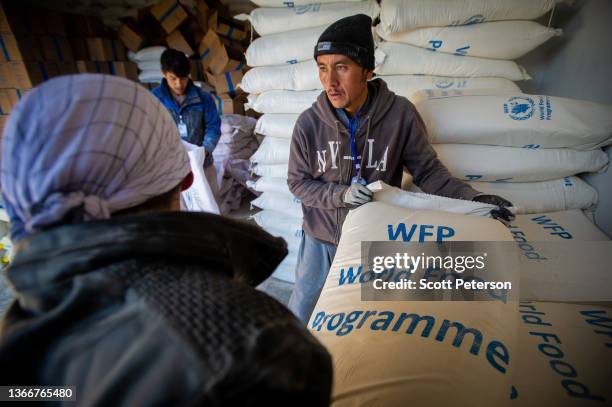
[314,14,375,71]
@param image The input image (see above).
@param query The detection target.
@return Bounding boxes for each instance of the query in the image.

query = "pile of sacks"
[128,46,166,84]
[309,184,611,406]
[213,114,260,215]
[373,0,611,214]
[410,88,611,214]
[374,0,558,99]
[239,0,380,283]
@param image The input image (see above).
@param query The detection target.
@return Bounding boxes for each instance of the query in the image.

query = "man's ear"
[180,172,194,191]
[365,69,374,81]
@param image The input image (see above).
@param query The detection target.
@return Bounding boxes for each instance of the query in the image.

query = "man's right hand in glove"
[343,183,372,207]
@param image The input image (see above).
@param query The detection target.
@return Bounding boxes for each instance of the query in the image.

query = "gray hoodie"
[287,79,480,245]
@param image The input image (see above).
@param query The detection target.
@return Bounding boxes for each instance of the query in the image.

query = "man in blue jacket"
[153,48,221,168]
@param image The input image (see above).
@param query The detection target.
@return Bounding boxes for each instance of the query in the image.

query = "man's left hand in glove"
[472,194,515,225]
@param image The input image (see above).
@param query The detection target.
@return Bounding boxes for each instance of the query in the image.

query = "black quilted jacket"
[0,212,332,406]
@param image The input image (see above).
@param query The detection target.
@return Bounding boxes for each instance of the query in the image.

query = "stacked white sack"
[374,1,566,108]
[378,0,562,36]
[240,1,380,284]
[236,0,380,36]
[128,46,166,84]
[377,20,562,60]
[411,89,611,212]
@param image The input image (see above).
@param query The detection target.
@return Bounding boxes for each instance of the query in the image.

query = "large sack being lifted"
[236,0,379,37]
[310,202,518,406]
[239,60,321,93]
[375,42,531,81]
[433,144,609,182]
[381,75,520,101]
[469,177,598,214]
[377,21,561,60]
[246,90,320,114]
[414,90,612,150]
[378,0,559,36]
[255,114,299,138]
[246,25,327,67]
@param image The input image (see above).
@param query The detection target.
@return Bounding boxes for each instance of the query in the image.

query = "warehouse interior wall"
[517,0,612,238]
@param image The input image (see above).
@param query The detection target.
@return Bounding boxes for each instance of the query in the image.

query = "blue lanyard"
[348,104,366,178]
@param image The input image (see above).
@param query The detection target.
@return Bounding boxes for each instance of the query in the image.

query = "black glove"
[473,194,515,225]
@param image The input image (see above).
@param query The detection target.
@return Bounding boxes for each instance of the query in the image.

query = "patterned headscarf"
[1,74,190,241]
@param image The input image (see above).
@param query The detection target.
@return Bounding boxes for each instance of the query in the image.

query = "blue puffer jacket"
[153,79,221,152]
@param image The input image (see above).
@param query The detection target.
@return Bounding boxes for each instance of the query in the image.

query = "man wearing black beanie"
[286,14,514,324]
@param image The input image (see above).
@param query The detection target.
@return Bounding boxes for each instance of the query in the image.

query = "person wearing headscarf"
[0,74,332,406]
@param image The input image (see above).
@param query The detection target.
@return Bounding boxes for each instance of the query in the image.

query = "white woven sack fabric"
[368,181,499,216]
[377,20,561,60]
[378,0,559,36]
[236,0,379,37]
[137,70,163,83]
[246,25,327,66]
[251,0,364,6]
[246,176,292,195]
[469,177,598,214]
[380,75,520,101]
[250,136,291,165]
[128,46,166,62]
[252,163,289,179]
[251,192,303,219]
[255,114,299,138]
[376,42,531,80]
[246,90,320,114]
[239,59,321,93]
[414,90,612,150]
[433,144,609,182]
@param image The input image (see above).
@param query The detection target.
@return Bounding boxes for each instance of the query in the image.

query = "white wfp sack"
[272,254,298,283]
[250,136,291,164]
[377,21,562,60]
[252,163,289,179]
[310,202,518,406]
[180,142,220,214]
[138,70,163,83]
[414,90,612,150]
[239,59,321,94]
[246,25,327,67]
[378,0,559,36]
[509,210,609,241]
[246,176,292,195]
[368,181,498,217]
[251,192,303,219]
[375,42,531,81]
[380,75,520,101]
[255,114,299,138]
[251,209,303,254]
[432,144,609,182]
[246,90,320,114]
[513,302,612,406]
[469,177,598,214]
[128,46,166,63]
[251,0,364,6]
[236,0,379,37]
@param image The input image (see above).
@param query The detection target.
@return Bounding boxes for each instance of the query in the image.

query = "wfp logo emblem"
[504,96,535,121]
[434,78,454,89]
